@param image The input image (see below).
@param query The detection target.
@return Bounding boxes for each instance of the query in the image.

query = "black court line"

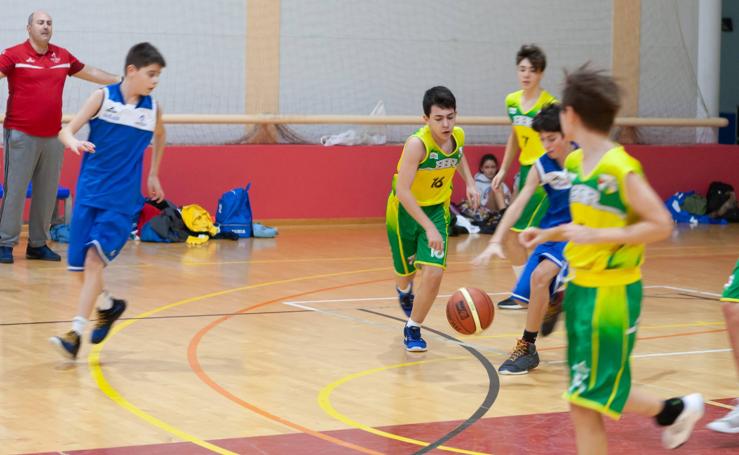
[644,291,718,302]
[358,308,500,455]
[0,309,312,327]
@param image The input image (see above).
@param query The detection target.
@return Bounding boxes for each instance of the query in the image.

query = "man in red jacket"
[0,10,120,263]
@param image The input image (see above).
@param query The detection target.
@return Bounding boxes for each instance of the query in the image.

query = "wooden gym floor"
[1,223,737,454]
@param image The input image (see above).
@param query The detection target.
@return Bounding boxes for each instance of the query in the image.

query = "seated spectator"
[474,154,511,212]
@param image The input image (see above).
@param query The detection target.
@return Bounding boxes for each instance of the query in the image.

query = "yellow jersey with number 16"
[506,89,558,165]
[391,125,465,206]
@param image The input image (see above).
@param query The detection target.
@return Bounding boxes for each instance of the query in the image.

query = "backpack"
[216,183,253,238]
[707,181,735,215]
[147,207,189,242]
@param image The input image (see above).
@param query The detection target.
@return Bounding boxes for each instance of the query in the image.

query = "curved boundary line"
[359,309,500,455]
[187,276,396,455]
[317,356,490,455]
[188,269,498,455]
[88,267,387,454]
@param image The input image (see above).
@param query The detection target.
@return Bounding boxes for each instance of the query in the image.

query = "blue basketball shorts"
[511,241,568,303]
[68,204,131,271]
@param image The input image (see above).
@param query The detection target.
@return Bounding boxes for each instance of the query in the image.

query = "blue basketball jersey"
[76,83,156,214]
[534,153,572,229]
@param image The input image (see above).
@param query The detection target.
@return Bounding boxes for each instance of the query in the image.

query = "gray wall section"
[0,0,246,144]
[0,0,711,144]
[639,0,703,143]
[280,0,612,144]
[720,0,739,115]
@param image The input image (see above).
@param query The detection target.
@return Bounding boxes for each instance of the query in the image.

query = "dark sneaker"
[90,299,127,344]
[662,393,704,449]
[498,339,540,375]
[541,290,564,337]
[0,246,13,264]
[26,244,61,261]
[50,331,81,359]
[397,285,414,317]
[403,325,427,352]
[497,297,525,310]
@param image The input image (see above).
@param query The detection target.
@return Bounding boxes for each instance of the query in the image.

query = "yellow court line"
[318,356,492,455]
[88,266,388,453]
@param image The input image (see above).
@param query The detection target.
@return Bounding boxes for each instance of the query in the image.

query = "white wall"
[0,0,712,144]
[279,0,612,143]
[0,0,246,144]
[720,0,739,115]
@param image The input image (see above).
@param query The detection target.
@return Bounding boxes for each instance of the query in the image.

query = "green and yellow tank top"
[564,146,645,286]
[505,89,558,165]
[391,125,465,206]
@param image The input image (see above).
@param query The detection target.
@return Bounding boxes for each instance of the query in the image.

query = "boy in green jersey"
[493,44,558,310]
[521,65,704,453]
[387,86,479,352]
[706,259,739,433]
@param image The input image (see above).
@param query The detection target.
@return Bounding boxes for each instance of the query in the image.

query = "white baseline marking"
[285,285,719,306]
[547,348,731,365]
[644,285,722,298]
[282,301,509,356]
[284,291,509,306]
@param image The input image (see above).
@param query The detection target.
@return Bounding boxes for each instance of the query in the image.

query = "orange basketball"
[446,287,494,335]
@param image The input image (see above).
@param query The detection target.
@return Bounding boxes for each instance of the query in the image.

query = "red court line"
[185,268,482,454]
[187,276,397,455]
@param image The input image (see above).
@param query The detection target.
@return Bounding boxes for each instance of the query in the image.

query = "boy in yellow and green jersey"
[706,258,739,434]
[493,44,559,310]
[387,86,479,352]
[521,65,704,453]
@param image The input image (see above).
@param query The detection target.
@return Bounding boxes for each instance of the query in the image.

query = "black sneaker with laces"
[90,298,127,344]
[498,339,540,375]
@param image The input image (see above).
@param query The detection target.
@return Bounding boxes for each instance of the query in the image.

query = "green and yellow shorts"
[721,259,739,302]
[562,280,642,420]
[511,163,549,232]
[386,194,449,276]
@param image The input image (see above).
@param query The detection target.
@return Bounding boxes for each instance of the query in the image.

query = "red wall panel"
[4,144,737,220]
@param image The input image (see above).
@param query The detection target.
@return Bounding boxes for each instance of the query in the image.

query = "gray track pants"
[0,128,64,248]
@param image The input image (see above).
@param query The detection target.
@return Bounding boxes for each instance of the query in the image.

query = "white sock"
[72,316,88,335]
[406,319,421,328]
[513,265,525,279]
[98,291,114,311]
[397,284,412,294]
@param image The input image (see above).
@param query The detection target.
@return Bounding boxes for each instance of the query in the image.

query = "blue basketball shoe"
[49,330,81,359]
[403,325,427,352]
[90,298,127,344]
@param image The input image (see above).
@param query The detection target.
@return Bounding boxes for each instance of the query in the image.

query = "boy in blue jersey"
[473,104,571,374]
[50,43,166,359]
